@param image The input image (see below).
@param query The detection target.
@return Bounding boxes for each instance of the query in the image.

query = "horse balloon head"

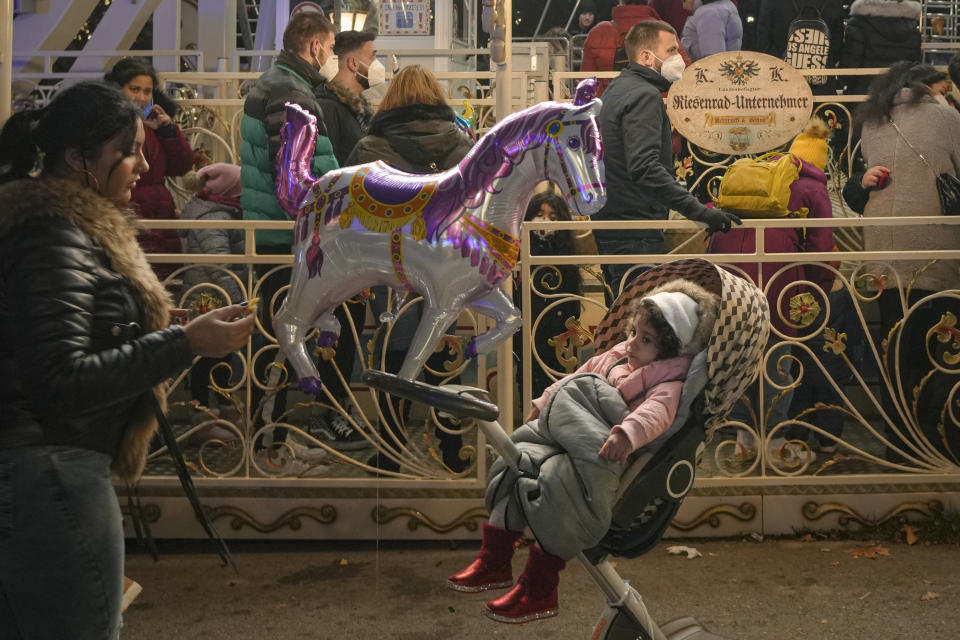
[542,93,606,217]
[276,102,321,218]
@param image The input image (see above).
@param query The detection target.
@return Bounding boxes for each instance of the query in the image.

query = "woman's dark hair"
[630,298,682,360]
[104,57,159,92]
[0,80,140,183]
[856,62,947,130]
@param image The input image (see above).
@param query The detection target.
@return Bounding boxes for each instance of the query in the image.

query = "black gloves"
[685,207,742,233]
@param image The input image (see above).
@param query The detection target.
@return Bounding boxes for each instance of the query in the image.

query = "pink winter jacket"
[531,342,692,451]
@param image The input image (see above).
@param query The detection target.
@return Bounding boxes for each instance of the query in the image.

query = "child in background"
[708,117,836,464]
[180,164,247,426]
[448,279,718,623]
[514,191,584,399]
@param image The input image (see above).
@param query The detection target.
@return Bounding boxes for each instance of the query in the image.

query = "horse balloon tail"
[276,102,321,218]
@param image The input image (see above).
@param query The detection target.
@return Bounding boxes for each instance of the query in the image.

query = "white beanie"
[644,291,700,350]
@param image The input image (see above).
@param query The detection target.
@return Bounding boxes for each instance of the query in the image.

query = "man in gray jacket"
[594,20,739,299]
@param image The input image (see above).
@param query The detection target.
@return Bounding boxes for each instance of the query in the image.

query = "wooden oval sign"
[666,51,814,155]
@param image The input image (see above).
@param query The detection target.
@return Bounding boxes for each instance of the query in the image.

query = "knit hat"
[788,118,831,171]
[197,163,242,198]
[645,291,700,350]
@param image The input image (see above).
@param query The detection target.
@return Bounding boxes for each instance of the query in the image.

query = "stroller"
[363,258,769,640]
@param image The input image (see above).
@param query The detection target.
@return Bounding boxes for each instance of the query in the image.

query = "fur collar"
[850,0,922,18]
[0,177,174,482]
[319,79,372,118]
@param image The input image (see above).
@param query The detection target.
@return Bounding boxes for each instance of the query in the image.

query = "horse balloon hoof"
[298,377,323,394]
[316,331,338,348]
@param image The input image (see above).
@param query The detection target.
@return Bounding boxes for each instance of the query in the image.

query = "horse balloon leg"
[465,288,522,360]
[397,307,463,381]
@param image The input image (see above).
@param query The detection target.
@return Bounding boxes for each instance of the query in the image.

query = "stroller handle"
[361,370,501,422]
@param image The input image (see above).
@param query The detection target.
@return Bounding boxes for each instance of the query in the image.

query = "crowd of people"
[4,2,960,634]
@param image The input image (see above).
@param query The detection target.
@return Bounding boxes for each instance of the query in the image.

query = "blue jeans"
[0,446,123,640]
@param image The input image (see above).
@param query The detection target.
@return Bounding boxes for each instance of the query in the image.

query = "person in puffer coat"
[240,12,339,256]
[180,163,248,415]
[840,0,922,96]
[0,81,254,640]
[681,0,743,60]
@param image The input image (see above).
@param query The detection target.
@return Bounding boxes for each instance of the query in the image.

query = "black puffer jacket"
[840,0,922,95]
[0,178,194,481]
[346,103,474,172]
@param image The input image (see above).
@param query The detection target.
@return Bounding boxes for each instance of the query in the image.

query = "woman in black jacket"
[0,81,254,639]
[346,65,475,473]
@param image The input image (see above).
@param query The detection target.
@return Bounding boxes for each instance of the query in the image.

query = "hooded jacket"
[681,0,743,60]
[313,78,373,165]
[345,103,474,172]
[840,0,922,95]
[0,178,194,482]
[240,50,339,254]
[708,158,835,335]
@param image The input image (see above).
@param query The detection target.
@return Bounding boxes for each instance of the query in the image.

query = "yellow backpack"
[715,152,809,218]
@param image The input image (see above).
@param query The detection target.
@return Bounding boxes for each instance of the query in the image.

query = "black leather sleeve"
[1,218,194,412]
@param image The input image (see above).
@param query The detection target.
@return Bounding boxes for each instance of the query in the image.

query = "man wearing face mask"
[594,20,741,301]
[240,12,343,463]
[314,30,380,165]
[241,11,338,251]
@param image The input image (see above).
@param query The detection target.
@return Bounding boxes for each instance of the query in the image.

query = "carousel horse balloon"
[273,83,606,391]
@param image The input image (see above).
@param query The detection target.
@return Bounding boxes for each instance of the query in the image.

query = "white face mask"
[315,54,338,81]
[935,93,950,106]
[358,58,386,90]
[651,52,686,83]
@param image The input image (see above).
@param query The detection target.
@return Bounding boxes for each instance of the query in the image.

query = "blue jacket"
[681,0,743,60]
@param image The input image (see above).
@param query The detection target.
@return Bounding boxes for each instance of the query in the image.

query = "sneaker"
[121,577,142,613]
[308,410,370,451]
[253,445,330,477]
[819,443,838,454]
[772,442,816,468]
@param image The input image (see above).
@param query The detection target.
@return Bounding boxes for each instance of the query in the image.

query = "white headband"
[644,291,699,349]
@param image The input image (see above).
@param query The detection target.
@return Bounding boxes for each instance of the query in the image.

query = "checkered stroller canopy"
[592,258,770,441]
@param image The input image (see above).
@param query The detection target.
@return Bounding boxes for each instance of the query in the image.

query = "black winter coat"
[840,0,922,95]
[0,179,193,481]
[346,103,474,172]
[594,62,710,243]
[314,79,373,165]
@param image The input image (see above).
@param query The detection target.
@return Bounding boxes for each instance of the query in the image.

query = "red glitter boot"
[484,543,565,623]
[446,523,521,593]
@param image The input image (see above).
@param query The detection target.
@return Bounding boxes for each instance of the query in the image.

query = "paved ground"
[122,537,958,640]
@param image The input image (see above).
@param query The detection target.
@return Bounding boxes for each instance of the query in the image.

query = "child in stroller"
[447,278,719,623]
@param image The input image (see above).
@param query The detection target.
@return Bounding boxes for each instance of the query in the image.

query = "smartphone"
[877,170,891,190]
[142,100,154,120]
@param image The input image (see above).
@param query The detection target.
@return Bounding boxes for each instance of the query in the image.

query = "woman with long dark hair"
[0,81,254,638]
